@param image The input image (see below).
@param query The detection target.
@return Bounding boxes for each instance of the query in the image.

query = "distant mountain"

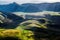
[0,2,60,12]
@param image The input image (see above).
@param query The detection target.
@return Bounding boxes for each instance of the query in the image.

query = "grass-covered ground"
[0,27,34,40]
[0,25,60,40]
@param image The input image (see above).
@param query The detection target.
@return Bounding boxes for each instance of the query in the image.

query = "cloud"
[0,0,14,4]
[0,0,60,4]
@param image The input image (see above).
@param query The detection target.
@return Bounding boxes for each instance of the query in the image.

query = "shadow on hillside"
[0,37,21,40]
[0,12,24,29]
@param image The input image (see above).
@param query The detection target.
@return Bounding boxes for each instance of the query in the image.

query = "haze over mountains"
[0,2,60,12]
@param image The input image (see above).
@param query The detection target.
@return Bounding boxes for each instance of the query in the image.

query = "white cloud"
[0,0,14,4]
[0,0,60,4]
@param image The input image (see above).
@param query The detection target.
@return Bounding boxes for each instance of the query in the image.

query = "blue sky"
[0,0,60,4]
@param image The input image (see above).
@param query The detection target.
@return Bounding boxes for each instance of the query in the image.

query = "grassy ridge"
[0,27,34,40]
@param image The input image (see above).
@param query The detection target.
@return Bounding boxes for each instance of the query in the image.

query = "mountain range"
[0,2,60,12]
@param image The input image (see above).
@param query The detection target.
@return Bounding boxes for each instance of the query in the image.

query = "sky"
[0,0,60,4]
